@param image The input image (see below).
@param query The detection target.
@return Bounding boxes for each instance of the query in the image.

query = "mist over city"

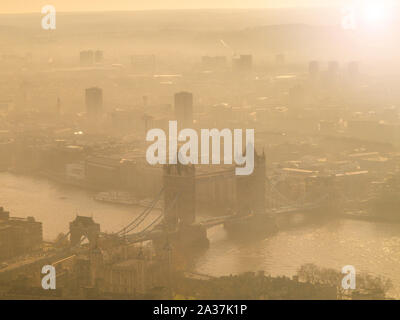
[0,0,400,301]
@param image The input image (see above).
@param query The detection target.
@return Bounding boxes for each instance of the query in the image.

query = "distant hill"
[0,9,398,62]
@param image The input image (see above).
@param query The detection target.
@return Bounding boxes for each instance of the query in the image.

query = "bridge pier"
[153,224,209,253]
[224,213,277,236]
[152,224,209,271]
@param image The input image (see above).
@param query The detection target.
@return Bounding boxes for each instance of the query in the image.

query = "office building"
[174,91,193,128]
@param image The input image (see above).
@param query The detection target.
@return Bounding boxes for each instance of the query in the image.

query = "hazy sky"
[0,0,351,14]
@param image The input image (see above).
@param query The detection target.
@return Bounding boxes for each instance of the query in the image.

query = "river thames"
[1,172,399,298]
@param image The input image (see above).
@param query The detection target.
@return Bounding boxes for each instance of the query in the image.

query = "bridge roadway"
[125,214,251,244]
[267,202,322,215]
[125,201,329,244]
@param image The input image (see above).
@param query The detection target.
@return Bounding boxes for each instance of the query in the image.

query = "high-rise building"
[80,50,104,65]
[85,87,103,120]
[174,91,193,128]
[233,54,253,73]
[201,56,227,70]
[276,53,285,65]
[348,61,359,77]
[80,50,94,65]
[309,60,320,77]
[94,50,104,63]
[328,61,339,76]
[56,97,61,115]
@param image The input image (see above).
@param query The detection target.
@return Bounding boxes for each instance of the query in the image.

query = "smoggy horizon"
[1,0,400,303]
[0,0,370,14]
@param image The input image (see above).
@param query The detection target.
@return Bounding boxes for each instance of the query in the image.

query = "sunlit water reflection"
[1,172,399,298]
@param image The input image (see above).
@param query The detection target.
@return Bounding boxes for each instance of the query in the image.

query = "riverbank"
[1,172,400,299]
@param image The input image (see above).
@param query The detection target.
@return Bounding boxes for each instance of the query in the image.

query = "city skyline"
[0,0,399,302]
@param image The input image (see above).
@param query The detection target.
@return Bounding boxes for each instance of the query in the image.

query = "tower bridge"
[61,149,340,251]
[0,150,341,285]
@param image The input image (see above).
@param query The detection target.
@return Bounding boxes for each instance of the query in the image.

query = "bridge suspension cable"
[125,193,181,241]
[266,177,306,208]
[116,188,164,236]
[137,213,163,235]
[54,231,71,244]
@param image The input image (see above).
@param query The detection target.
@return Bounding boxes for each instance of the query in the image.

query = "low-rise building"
[0,207,42,261]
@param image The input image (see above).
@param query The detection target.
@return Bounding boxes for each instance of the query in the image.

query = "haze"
[1,0,400,302]
[0,0,362,14]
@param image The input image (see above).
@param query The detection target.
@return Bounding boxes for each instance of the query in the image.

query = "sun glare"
[362,0,392,28]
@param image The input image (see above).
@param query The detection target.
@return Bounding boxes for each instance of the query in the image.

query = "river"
[1,172,399,298]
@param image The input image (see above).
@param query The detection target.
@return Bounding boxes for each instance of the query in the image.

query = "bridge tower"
[155,162,208,257]
[163,162,196,229]
[236,149,266,215]
[69,216,101,248]
[319,175,340,212]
